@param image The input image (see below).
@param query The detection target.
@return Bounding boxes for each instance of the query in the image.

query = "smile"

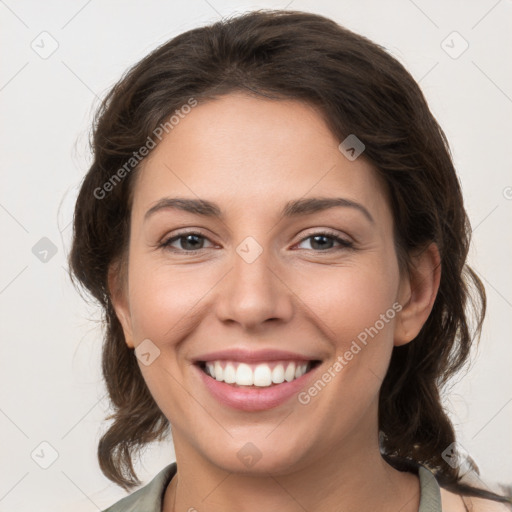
[197,359,321,387]
[193,355,323,411]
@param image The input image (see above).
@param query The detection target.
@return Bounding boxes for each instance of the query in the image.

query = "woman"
[69,9,511,512]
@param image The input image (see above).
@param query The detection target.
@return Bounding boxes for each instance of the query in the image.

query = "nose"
[213,243,294,330]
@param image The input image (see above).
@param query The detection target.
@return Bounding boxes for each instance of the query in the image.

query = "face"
[111,92,415,475]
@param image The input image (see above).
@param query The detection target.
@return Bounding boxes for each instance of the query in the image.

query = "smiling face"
[110,91,427,475]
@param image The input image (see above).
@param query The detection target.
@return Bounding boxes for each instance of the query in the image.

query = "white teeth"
[253,364,272,387]
[203,360,312,387]
[284,363,296,382]
[223,363,236,383]
[236,363,253,385]
[295,364,307,379]
[214,361,224,381]
[271,364,285,384]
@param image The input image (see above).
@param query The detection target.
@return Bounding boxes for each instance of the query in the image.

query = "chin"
[201,437,314,476]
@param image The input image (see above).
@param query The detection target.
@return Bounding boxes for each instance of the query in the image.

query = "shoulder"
[440,486,511,511]
[102,463,177,512]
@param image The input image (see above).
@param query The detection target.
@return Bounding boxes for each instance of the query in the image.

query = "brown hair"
[68,9,511,504]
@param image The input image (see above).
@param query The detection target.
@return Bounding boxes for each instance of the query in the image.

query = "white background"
[0,1,511,510]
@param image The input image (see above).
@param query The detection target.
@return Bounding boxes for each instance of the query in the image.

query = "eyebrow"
[144,196,375,224]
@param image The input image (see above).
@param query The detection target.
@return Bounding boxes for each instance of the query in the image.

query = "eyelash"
[158,229,355,254]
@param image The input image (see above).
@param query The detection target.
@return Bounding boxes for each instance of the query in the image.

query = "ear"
[108,263,135,349]
[394,242,441,347]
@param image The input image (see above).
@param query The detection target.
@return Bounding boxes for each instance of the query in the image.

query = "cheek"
[300,257,400,346]
[297,256,401,414]
[126,253,215,342]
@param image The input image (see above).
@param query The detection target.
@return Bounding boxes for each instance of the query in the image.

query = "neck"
[163,415,420,512]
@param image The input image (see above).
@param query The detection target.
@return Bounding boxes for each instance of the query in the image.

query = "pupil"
[183,234,202,250]
[312,235,331,250]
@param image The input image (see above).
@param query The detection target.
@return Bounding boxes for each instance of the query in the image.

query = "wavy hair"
[68,9,511,505]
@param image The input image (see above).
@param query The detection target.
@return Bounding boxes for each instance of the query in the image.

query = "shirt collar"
[103,461,442,512]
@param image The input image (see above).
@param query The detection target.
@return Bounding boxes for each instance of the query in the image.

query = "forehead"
[132,92,391,223]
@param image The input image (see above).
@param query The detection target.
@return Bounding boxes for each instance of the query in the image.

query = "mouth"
[191,347,325,411]
[195,359,323,388]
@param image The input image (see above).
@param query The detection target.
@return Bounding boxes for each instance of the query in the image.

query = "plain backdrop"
[0,0,511,510]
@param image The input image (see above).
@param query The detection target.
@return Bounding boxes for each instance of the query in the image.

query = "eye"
[160,231,214,252]
[159,229,354,254]
[296,231,354,251]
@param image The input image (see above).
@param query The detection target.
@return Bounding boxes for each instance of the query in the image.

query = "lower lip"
[195,363,321,411]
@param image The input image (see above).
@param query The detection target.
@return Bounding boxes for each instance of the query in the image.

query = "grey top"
[102,462,442,512]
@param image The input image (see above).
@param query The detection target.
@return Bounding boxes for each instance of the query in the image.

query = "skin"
[110,91,445,512]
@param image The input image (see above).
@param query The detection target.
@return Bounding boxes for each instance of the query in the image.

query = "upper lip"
[193,348,322,363]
